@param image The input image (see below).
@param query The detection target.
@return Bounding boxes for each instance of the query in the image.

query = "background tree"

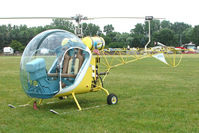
[51,18,74,32]
[10,40,24,52]
[161,20,172,29]
[191,25,199,46]
[0,19,198,51]
[82,23,101,36]
[103,24,114,34]
[153,28,175,46]
[131,23,145,35]
[130,23,147,47]
[182,28,193,44]
[171,22,191,45]
[108,42,124,48]
[145,20,161,34]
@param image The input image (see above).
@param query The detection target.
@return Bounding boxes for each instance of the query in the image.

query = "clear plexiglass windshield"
[20,29,85,93]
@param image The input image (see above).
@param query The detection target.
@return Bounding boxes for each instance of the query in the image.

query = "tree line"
[0,18,199,52]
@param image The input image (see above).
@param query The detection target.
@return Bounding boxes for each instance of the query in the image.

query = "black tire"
[58,97,64,100]
[107,93,118,105]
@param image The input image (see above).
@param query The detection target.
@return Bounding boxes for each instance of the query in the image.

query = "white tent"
[3,47,14,54]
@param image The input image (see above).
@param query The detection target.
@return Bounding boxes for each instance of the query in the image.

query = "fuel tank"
[82,36,105,50]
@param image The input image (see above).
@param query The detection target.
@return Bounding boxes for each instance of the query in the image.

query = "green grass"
[0,55,199,133]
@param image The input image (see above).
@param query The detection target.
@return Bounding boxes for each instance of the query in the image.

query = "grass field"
[0,55,199,133]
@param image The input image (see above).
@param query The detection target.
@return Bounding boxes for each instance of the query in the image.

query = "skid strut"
[100,87,109,96]
[72,92,82,111]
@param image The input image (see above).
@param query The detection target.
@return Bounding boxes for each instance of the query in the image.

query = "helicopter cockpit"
[20,29,91,99]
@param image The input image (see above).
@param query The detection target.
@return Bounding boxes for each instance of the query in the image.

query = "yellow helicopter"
[1,15,182,111]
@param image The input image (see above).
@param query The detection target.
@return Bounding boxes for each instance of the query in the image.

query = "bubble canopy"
[20,29,91,98]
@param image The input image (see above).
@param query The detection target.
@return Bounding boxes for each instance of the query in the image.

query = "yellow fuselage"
[55,57,97,97]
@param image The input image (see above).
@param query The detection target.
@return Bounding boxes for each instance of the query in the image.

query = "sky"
[0,0,198,33]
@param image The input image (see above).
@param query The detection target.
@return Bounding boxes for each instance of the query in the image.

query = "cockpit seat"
[47,48,84,79]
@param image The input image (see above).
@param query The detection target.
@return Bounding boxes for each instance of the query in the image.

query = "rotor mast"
[72,14,88,38]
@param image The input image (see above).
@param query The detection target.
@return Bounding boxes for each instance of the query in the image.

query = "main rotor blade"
[89,17,145,20]
[88,17,165,20]
[0,16,165,20]
[0,17,72,20]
